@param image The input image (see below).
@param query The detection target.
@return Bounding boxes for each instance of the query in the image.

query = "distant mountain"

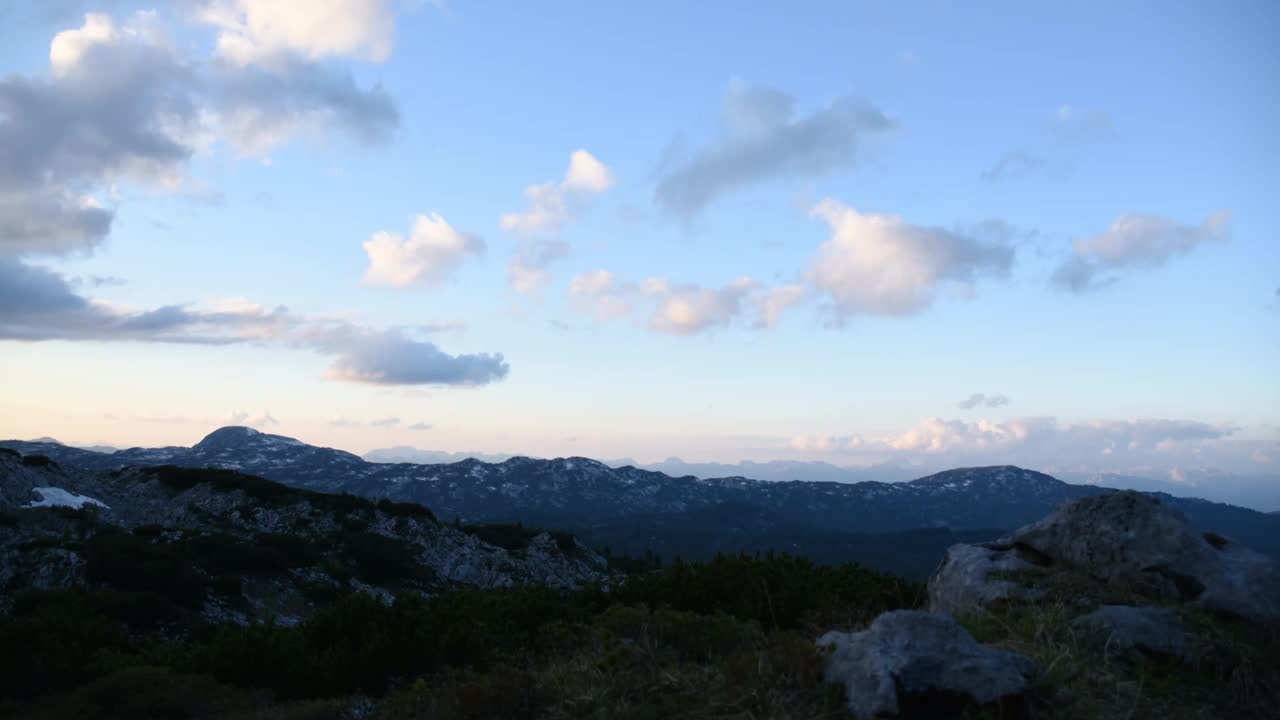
[616,457,923,484]
[365,446,518,464]
[1056,470,1280,513]
[5,427,1279,573]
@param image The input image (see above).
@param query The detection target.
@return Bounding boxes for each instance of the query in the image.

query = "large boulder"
[927,542,1043,615]
[1072,605,1189,660]
[1008,491,1280,621]
[818,610,1036,719]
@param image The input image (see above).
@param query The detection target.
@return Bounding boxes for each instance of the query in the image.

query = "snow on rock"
[25,486,109,510]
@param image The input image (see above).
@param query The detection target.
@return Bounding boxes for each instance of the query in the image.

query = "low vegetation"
[0,552,914,719]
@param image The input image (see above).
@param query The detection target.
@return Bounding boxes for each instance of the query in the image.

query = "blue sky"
[0,1,1277,486]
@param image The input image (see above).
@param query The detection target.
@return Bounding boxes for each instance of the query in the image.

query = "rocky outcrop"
[1007,491,1280,621]
[0,452,614,623]
[927,542,1043,615]
[929,491,1280,622]
[818,610,1036,719]
[1072,605,1189,660]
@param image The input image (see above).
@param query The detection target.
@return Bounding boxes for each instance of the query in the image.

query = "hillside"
[0,450,610,626]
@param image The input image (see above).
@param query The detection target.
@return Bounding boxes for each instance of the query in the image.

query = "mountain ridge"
[5,426,1278,569]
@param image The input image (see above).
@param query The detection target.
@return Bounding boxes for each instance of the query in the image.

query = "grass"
[956,569,1280,720]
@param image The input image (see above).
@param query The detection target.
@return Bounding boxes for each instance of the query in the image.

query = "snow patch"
[25,486,109,510]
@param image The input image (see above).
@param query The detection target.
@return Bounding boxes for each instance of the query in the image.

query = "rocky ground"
[0,449,612,627]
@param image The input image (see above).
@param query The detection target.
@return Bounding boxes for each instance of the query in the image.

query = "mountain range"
[5,426,1278,579]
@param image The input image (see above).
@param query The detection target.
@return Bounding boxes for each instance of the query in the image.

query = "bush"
[376,498,436,521]
[82,533,208,608]
[341,532,433,586]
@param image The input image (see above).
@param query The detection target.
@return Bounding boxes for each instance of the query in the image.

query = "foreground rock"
[927,542,1043,615]
[818,610,1036,719]
[929,491,1280,622]
[1072,605,1189,660]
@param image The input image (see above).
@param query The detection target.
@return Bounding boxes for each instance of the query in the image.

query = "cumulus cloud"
[1052,210,1231,292]
[408,422,433,431]
[644,277,759,336]
[197,0,398,66]
[655,81,894,219]
[0,257,508,386]
[0,10,398,259]
[958,393,1010,410]
[370,416,399,427]
[501,150,614,235]
[363,213,485,289]
[806,199,1015,317]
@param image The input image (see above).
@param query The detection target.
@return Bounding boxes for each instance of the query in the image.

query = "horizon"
[1,2,1277,498]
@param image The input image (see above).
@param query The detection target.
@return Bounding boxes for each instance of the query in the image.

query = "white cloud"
[198,0,398,66]
[569,271,803,335]
[789,416,1245,471]
[363,213,484,289]
[50,12,120,76]
[1052,210,1231,292]
[569,270,635,321]
[3,9,397,259]
[645,277,758,336]
[807,199,1015,317]
[501,150,614,235]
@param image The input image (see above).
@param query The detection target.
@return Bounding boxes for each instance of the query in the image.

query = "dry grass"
[957,572,1280,720]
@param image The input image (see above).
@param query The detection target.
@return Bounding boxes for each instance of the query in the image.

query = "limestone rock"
[1072,605,1189,660]
[818,610,1036,719]
[927,542,1043,615]
[1010,491,1280,621]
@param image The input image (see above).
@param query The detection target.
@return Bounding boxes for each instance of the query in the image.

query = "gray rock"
[818,610,1036,719]
[1010,491,1280,621]
[927,542,1043,615]
[1072,605,1189,660]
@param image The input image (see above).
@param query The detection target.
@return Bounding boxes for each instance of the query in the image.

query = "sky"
[0,0,1277,489]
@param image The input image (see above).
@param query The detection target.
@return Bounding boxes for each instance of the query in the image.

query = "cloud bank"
[0,257,508,387]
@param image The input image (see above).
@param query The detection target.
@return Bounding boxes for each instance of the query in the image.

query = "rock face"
[1072,605,1189,660]
[1008,491,1280,621]
[927,542,1043,615]
[818,610,1036,719]
[929,491,1280,622]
